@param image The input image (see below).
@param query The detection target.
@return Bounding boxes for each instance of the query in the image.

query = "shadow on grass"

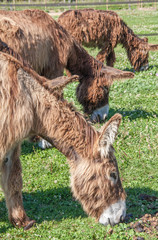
[146,64,158,70]
[108,108,158,121]
[0,187,86,233]
[0,186,157,233]
[122,67,135,72]
[123,64,158,72]
[23,187,86,223]
[125,187,158,221]
[21,140,45,155]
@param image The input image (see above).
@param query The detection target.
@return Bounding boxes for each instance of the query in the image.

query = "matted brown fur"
[58,9,158,71]
[0,39,30,68]
[0,51,126,229]
[0,9,134,116]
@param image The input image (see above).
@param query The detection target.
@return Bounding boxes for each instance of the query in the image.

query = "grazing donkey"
[0,9,134,123]
[58,9,158,71]
[0,51,126,229]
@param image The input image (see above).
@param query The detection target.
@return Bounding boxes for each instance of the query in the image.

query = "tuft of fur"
[58,9,158,71]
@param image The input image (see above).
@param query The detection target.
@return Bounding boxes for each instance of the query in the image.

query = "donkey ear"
[43,75,79,91]
[98,114,122,157]
[100,66,134,86]
[148,44,158,51]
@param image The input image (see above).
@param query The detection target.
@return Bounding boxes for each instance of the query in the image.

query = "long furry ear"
[100,66,134,86]
[43,75,79,91]
[149,44,158,51]
[99,114,122,157]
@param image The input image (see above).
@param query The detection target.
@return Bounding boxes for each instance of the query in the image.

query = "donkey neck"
[38,97,98,161]
[119,21,141,52]
[17,67,98,161]
[30,82,98,160]
[67,41,103,79]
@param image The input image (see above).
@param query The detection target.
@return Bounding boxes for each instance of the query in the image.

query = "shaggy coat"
[0,51,126,229]
[58,9,158,71]
[0,9,134,121]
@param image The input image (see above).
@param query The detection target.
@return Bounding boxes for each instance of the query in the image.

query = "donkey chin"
[99,199,126,226]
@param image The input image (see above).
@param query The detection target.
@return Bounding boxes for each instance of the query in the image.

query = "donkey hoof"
[24,220,36,230]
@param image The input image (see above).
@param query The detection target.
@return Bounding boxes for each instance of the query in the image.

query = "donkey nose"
[91,104,109,123]
[91,111,108,123]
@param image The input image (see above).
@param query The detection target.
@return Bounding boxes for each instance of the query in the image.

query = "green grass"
[0,8,158,240]
[4,0,158,12]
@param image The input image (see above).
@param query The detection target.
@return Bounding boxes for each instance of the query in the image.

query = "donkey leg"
[0,144,35,229]
[106,50,116,67]
[96,47,108,63]
[65,68,72,77]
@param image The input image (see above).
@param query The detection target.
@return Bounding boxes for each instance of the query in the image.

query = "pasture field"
[0,8,158,240]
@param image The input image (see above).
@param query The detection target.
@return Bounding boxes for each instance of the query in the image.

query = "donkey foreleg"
[0,144,35,229]
[96,47,116,67]
[106,50,116,67]
[96,47,108,63]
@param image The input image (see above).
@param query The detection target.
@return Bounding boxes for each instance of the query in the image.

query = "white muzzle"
[99,199,126,226]
[91,104,109,122]
[38,139,53,150]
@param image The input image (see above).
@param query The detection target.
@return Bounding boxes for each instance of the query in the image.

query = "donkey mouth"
[140,63,149,71]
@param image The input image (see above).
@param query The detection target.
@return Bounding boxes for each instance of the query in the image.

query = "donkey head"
[76,67,134,122]
[129,37,158,71]
[70,114,126,226]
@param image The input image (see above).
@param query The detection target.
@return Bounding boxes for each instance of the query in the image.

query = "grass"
[0,8,158,240]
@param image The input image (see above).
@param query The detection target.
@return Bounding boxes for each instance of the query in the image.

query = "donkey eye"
[110,172,117,179]
[109,172,118,183]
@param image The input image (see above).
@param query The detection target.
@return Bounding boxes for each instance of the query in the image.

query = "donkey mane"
[41,94,99,160]
[0,39,30,68]
[0,42,62,96]
[73,110,99,158]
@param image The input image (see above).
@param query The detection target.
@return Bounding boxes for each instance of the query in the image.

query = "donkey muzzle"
[91,104,109,123]
[99,199,126,226]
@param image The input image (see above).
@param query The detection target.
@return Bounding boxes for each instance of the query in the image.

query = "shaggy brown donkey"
[0,51,126,229]
[0,9,134,123]
[58,9,158,71]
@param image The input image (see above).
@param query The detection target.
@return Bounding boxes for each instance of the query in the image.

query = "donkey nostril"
[97,114,101,123]
[108,218,112,226]
[120,215,124,222]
